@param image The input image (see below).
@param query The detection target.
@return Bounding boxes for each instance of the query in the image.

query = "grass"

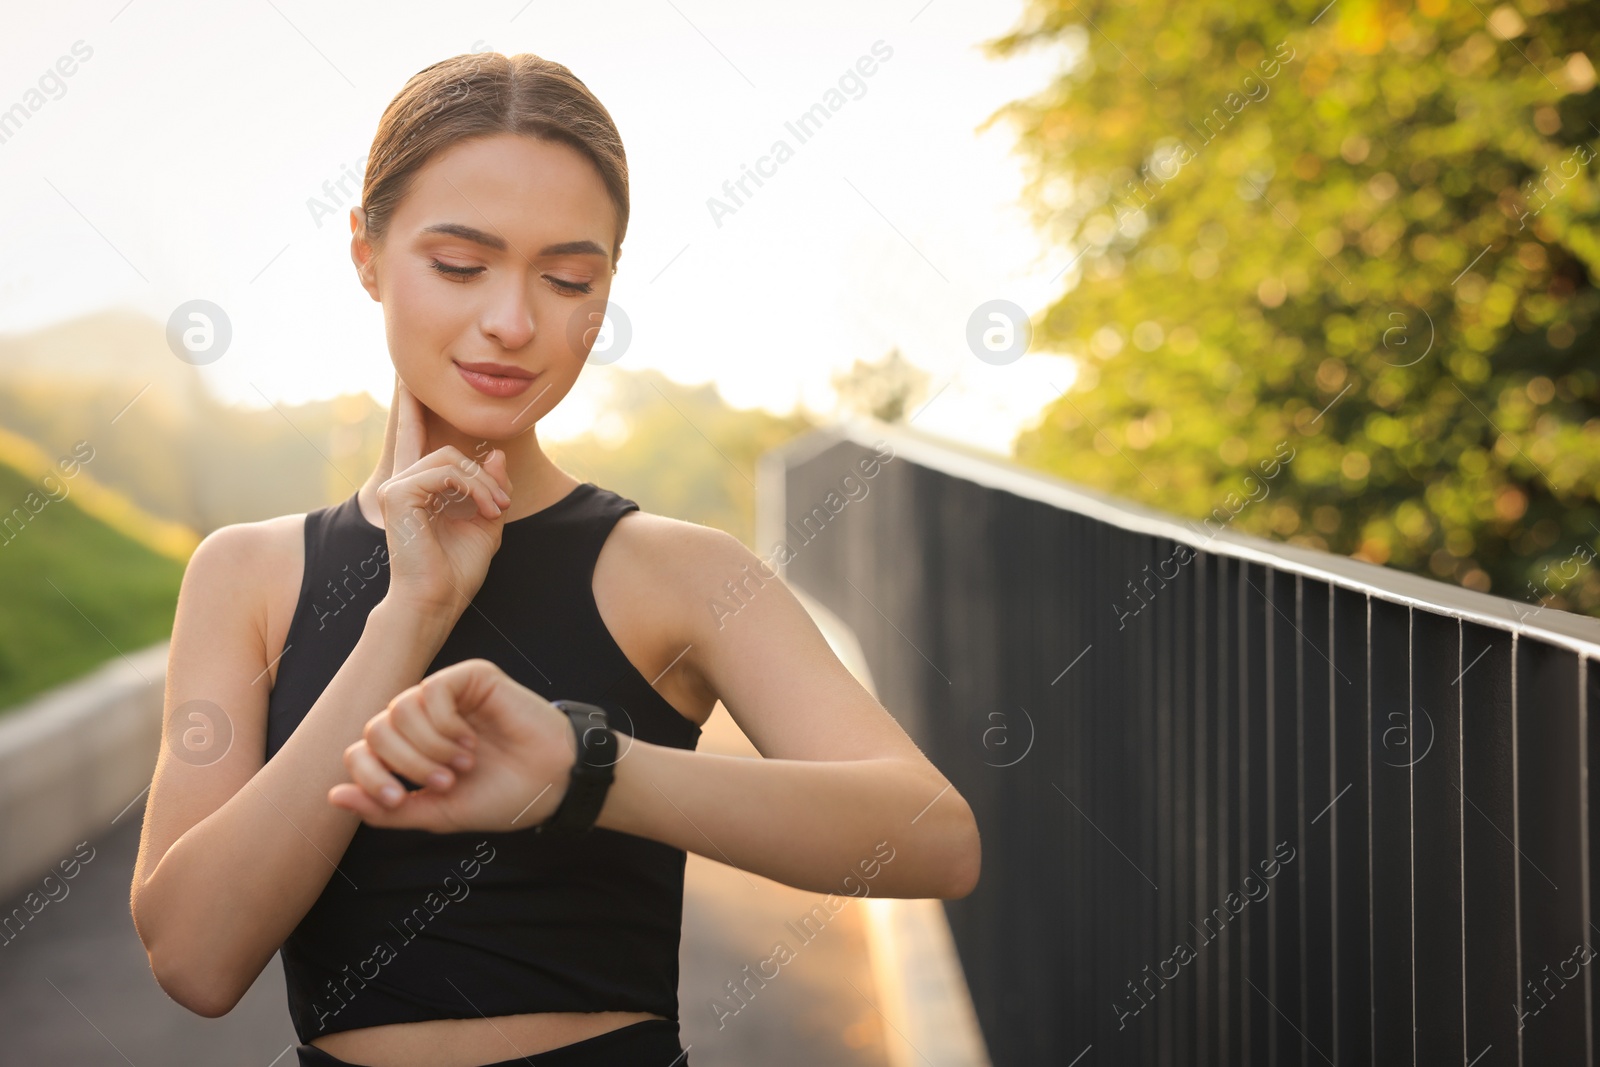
[0,460,188,716]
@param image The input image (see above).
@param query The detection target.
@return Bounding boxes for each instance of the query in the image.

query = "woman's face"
[353,131,617,440]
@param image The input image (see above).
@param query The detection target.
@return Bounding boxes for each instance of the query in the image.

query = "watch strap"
[537,700,616,836]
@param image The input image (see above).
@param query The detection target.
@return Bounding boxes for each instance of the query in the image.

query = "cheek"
[383,269,470,367]
[554,285,616,364]
[557,307,599,365]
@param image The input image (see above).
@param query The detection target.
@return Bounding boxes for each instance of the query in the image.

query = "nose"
[479,274,535,350]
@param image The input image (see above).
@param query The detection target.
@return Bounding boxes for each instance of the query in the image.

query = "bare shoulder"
[179,511,307,687]
[603,509,759,614]
[606,508,747,570]
[189,511,304,570]
[181,516,289,607]
[592,509,761,727]
[600,506,927,765]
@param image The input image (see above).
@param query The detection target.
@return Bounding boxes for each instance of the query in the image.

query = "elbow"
[137,901,246,1019]
[937,799,982,900]
[148,942,245,1019]
[943,837,981,900]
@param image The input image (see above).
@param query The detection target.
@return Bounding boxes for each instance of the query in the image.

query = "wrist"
[536,701,620,837]
[590,735,662,836]
[367,596,456,654]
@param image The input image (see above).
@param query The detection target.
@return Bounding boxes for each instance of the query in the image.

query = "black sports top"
[263,481,703,1043]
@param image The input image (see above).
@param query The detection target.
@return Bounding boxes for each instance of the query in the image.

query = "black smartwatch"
[536,700,617,837]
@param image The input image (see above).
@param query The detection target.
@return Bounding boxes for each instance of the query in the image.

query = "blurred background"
[0,0,1079,716]
[2,0,1597,1063]
[3,0,1597,717]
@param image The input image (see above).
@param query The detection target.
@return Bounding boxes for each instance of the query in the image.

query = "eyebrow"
[420,222,609,259]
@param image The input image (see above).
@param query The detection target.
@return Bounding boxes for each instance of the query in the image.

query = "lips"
[453,359,538,398]
[455,360,534,379]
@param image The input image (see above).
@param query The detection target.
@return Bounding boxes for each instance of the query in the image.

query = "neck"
[359,376,580,523]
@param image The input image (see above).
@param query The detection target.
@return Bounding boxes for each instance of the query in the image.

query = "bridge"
[5,415,1597,1065]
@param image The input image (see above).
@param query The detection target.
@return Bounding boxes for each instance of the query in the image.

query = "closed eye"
[429,258,593,295]
[429,259,484,280]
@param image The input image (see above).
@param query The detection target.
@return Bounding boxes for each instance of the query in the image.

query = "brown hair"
[360,51,629,269]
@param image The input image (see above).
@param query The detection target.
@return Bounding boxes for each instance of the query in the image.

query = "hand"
[378,378,513,619]
[328,658,579,833]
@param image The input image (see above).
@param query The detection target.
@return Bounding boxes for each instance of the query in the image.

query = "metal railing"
[758,418,1600,1067]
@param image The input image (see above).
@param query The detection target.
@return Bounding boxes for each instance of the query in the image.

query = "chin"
[435,398,537,442]
[397,375,508,437]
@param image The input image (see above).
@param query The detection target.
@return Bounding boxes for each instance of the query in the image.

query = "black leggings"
[293,1018,688,1067]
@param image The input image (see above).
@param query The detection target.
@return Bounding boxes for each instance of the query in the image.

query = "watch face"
[553,701,623,770]
[551,699,605,716]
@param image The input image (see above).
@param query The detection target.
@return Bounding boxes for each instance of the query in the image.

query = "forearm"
[595,742,980,899]
[140,598,455,1010]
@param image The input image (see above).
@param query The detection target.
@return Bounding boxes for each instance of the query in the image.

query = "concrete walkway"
[678,703,890,1066]
[0,799,298,1066]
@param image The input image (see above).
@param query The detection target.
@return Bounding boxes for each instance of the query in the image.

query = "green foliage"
[989,0,1600,613]
[0,462,184,715]
[831,347,931,423]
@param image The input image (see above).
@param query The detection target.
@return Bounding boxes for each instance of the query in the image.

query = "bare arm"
[130,521,453,1018]
[134,376,512,1017]
[596,743,972,898]
[596,525,980,898]
[330,522,982,899]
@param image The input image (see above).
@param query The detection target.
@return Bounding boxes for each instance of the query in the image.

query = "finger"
[328,781,459,832]
[440,660,555,755]
[381,456,505,527]
[480,447,513,501]
[386,442,490,504]
[364,699,462,792]
[416,674,481,766]
[327,781,395,822]
[455,447,512,508]
[436,658,520,722]
[444,441,512,508]
[392,678,478,776]
[389,440,473,483]
[470,454,511,511]
[444,448,512,511]
[425,461,506,524]
[344,737,413,808]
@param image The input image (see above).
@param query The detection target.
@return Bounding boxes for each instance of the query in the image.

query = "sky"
[0,0,1084,453]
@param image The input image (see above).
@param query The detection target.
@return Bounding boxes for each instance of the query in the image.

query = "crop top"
[263,481,703,1043]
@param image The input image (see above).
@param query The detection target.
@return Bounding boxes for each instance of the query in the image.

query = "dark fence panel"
[1462,622,1519,1058]
[1517,639,1588,1062]
[1412,609,1466,1063]
[1330,586,1372,1064]
[764,425,1600,1067]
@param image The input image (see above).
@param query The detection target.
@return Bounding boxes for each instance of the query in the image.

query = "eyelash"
[428,258,593,294]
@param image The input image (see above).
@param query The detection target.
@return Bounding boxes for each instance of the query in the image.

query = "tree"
[831,347,931,424]
[986,0,1600,614]
[547,367,814,548]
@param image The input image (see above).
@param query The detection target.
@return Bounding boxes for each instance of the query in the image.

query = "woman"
[129,50,981,1067]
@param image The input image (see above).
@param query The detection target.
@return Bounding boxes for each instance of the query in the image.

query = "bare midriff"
[308,1009,669,1066]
